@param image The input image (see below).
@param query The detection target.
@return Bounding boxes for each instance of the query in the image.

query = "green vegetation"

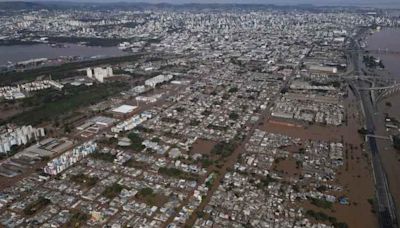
[0,54,145,85]
[357,127,369,135]
[196,211,205,218]
[0,39,39,46]
[161,117,180,124]
[255,174,277,189]
[316,185,327,192]
[89,152,116,163]
[367,198,376,213]
[65,210,89,227]
[306,210,335,223]
[135,187,166,206]
[9,82,128,125]
[102,183,124,199]
[205,173,217,188]
[309,197,333,209]
[123,159,149,169]
[138,187,154,196]
[211,141,236,158]
[47,36,128,47]
[201,110,212,116]
[228,87,239,93]
[363,55,384,68]
[306,210,348,228]
[310,80,341,88]
[200,157,214,168]
[190,120,201,126]
[135,125,154,133]
[222,93,230,100]
[207,124,228,131]
[70,173,99,188]
[98,137,118,146]
[393,135,400,150]
[229,112,239,120]
[158,167,199,181]
[127,132,145,151]
[23,196,51,216]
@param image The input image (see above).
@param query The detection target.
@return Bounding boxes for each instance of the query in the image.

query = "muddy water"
[376,96,400,223]
[367,28,400,223]
[0,43,125,66]
[262,88,377,228]
[366,28,400,79]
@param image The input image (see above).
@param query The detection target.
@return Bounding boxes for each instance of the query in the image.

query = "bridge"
[347,49,400,56]
[343,74,392,84]
[366,134,392,141]
[359,84,400,91]
[357,83,400,106]
[367,49,400,56]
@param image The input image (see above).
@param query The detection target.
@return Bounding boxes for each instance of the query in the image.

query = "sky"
[1,0,399,8]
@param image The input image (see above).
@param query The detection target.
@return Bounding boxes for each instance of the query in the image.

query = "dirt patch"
[190,139,217,156]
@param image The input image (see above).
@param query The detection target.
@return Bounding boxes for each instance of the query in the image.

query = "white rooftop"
[112,105,137,114]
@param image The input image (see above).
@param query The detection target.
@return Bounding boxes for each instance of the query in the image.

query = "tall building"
[86,67,114,83]
[0,125,45,154]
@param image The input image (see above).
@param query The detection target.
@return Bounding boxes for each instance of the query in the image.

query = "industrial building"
[111,105,137,115]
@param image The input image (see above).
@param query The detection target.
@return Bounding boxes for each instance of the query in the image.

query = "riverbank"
[365,27,400,79]
[364,27,400,225]
[0,43,125,66]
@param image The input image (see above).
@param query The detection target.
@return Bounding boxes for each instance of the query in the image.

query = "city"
[0,1,400,228]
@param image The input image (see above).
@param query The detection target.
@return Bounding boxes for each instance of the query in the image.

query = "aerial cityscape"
[0,1,400,228]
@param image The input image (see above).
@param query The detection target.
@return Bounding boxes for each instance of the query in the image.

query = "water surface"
[0,43,125,66]
[366,28,400,79]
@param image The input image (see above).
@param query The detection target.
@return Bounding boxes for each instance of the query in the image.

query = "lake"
[0,43,125,66]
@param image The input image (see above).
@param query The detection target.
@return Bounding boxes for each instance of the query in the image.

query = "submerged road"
[349,33,398,228]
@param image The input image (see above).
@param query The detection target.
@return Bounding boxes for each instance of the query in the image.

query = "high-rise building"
[86,67,114,83]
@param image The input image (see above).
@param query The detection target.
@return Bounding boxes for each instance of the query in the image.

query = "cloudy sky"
[1,0,399,8]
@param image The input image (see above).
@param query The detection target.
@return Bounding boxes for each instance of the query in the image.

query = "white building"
[144,74,173,87]
[43,141,97,175]
[111,111,153,133]
[0,126,45,154]
[87,66,114,83]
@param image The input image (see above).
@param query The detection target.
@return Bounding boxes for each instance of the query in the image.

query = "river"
[366,27,400,79]
[0,43,125,66]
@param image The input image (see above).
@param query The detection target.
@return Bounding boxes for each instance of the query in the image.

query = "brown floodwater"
[366,28,400,79]
[367,27,400,222]
[261,88,378,228]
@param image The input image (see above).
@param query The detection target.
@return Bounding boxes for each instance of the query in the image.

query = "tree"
[393,135,400,150]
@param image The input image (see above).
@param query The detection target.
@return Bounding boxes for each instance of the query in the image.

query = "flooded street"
[366,27,400,223]
[259,87,378,228]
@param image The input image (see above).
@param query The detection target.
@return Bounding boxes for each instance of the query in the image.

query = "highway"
[349,32,399,228]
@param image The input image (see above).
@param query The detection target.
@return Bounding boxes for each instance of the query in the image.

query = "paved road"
[349,32,398,228]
